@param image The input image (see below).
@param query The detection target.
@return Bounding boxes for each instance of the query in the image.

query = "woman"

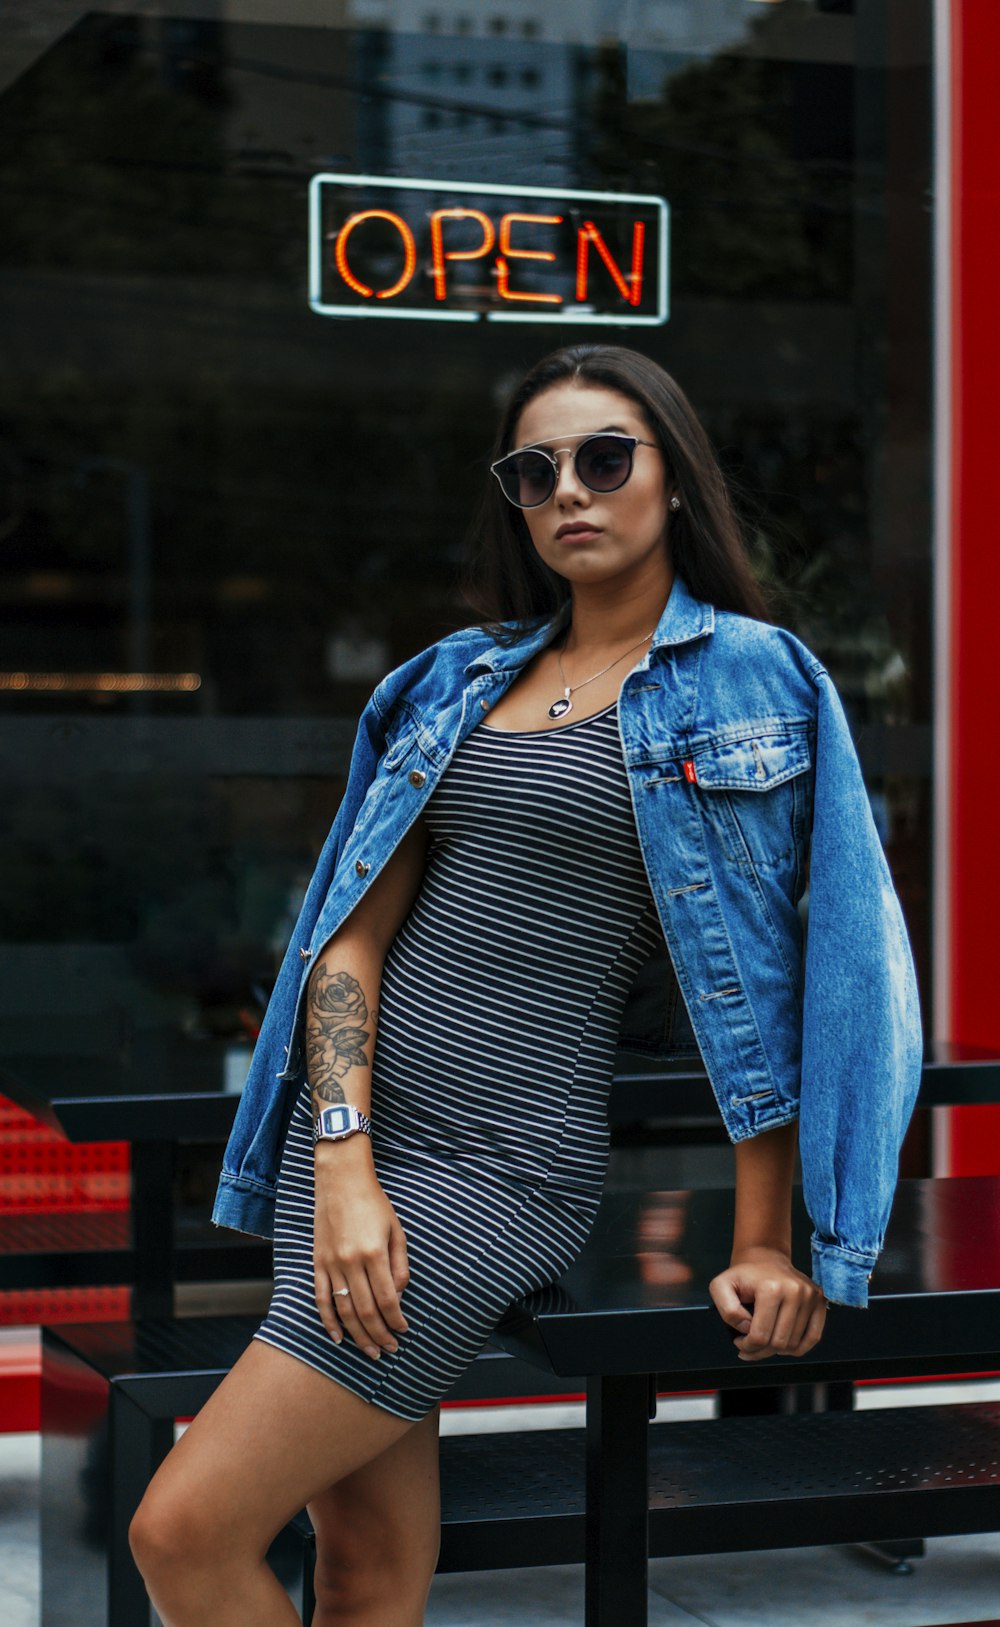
[130,345,923,1625]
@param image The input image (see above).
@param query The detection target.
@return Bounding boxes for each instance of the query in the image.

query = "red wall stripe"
[948,0,1000,1170]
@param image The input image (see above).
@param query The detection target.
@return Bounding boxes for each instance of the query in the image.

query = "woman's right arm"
[305,814,428,1360]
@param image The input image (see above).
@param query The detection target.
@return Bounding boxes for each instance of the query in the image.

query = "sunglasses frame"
[490,431,658,509]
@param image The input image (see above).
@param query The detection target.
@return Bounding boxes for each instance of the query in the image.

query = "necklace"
[547,629,656,720]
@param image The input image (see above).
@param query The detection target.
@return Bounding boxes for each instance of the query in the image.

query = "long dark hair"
[462,345,771,636]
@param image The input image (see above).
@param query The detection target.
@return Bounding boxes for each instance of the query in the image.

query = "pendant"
[547,694,573,720]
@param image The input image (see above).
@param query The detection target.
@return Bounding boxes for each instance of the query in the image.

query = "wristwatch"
[313,1104,372,1145]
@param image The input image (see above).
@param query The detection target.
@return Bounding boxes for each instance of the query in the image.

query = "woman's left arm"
[708,1122,827,1361]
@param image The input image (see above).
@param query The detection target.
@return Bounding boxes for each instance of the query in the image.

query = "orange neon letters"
[334,210,418,299]
[429,209,496,300]
[331,204,650,311]
[575,219,645,307]
[495,212,564,304]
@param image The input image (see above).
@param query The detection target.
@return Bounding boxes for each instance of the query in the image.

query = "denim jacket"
[213,575,923,1308]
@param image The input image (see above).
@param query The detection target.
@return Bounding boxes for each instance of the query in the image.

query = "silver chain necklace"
[548,629,656,720]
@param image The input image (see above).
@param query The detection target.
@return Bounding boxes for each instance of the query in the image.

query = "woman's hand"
[313,1140,410,1361]
[709,1246,826,1361]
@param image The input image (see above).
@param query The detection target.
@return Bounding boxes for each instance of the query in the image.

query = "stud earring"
[669,496,681,511]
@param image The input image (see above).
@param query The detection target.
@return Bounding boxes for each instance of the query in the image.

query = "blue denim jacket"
[213,575,923,1308]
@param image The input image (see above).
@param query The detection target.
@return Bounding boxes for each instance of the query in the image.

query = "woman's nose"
[552,449,589,504]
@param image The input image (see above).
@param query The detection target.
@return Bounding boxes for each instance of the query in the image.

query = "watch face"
[321,1105,352,1135]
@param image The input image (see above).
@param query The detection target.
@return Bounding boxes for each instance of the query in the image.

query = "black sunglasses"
[490,432,658,510]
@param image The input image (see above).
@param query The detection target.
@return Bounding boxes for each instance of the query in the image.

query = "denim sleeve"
[211,691,386,1236]
[798,668,924,1308]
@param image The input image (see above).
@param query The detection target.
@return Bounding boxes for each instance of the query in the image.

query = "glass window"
[0,2,934,1105]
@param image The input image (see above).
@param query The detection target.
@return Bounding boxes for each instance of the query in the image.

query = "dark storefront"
[0,1,934,1316]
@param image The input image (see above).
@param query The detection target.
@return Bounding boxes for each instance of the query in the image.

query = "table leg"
[585,1374,650,1627]
[42,1332,109,1627]
[131,1140,176,1319]
[108,1387,173,1627]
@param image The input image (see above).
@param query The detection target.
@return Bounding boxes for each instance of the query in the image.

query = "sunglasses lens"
[497,450,554,508]
[577,436,633,492]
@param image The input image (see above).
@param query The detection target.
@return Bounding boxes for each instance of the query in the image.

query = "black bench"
[40,1174,1000,1627]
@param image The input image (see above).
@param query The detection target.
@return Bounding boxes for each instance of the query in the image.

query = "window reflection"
[0,2,932,1092]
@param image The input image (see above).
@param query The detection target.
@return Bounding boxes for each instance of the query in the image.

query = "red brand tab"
[683,759,698,784]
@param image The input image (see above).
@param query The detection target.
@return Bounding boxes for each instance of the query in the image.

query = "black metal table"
[7,1040,1000,1317]
[493,1176,1000,1626]
[40,1176,1000,1627]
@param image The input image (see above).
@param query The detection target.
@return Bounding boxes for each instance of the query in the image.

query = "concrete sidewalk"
[6,1382,1000,1626]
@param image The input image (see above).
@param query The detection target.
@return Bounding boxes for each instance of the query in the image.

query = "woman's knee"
[129,1477,218,1582]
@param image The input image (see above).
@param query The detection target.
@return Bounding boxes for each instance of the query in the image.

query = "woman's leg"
[308,1405,440,1627]
[129,1338,431,1627]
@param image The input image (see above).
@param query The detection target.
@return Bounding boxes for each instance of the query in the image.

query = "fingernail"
[385,1340,398,1354]
[365,1346,380,1360]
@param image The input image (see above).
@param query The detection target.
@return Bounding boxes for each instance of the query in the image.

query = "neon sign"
[309,175,669,325]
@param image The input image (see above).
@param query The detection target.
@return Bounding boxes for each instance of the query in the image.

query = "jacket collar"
[462,601,571,677]
[649,573,716,653]
[463,573,714,678]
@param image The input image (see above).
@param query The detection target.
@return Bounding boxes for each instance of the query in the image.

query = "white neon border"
[308,173,669,325]
[932,0,953,1172]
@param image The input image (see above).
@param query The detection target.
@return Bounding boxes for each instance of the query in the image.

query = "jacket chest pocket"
[379,699,441,775]
[689,727,814,876]
[348,720,427,842]
[382,724,421,773]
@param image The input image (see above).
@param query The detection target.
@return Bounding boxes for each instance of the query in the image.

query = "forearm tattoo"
[305,966,374,1123]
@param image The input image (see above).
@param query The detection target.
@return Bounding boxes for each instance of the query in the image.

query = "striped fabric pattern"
[255,701,664,1420]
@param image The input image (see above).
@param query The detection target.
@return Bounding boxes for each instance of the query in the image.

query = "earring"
[669,495,681,511]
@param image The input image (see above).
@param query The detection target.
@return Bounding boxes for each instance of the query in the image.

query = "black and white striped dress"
[256,700,664,1420]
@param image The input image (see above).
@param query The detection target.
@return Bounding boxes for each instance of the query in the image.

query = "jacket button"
[355,859,370,876]
[299,946,313,960]
[479,698,490,711]
[407,769,426,788]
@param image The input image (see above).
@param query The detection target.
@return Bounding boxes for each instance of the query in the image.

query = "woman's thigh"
[308,1406,441,1605]
[133,1338,420,1561]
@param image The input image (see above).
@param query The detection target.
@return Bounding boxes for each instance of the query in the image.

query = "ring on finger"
[333,1286,351,1298]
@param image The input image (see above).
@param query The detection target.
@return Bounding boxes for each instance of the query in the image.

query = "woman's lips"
[555,523,602,542]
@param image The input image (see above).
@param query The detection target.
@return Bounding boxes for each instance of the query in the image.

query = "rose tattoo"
[313,969,368,1023]
[306,966,373,1111]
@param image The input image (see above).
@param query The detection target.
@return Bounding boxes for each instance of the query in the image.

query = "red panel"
[948,0,1000,1171]
[0,1371,39,1433]
[0,1333,40,1433]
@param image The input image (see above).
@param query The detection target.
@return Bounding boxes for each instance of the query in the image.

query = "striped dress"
[255,699,664,1420]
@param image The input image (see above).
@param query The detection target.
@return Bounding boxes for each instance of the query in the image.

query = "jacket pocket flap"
[383,730,418,770]
[692,729,812,791]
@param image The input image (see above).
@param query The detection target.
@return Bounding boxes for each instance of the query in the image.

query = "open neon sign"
[309,175,669,325]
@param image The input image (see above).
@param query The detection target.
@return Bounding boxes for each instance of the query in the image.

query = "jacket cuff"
[810,1237,876,1308]
[212,1176,276,1242]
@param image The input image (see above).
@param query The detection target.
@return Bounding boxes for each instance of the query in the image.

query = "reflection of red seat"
[0,1094,128,1215]
[0,1093,131,1425]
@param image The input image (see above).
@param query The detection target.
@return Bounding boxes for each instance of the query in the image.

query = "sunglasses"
[490,432,658,509]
